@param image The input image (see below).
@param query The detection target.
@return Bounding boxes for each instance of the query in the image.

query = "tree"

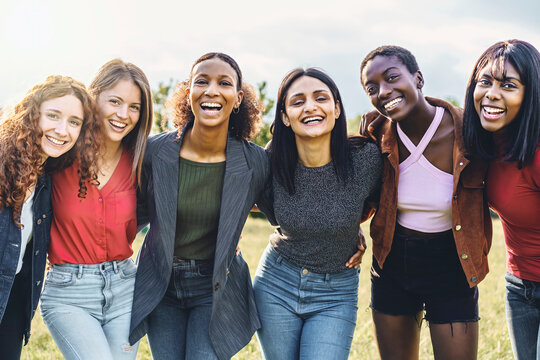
[152,79,175,133]
[252,81,275,147]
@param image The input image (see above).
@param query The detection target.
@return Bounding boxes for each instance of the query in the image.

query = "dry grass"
[21,217,511,359]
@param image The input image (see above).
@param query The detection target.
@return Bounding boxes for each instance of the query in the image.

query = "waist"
[49,258,133,275]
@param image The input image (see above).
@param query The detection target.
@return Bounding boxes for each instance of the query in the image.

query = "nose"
[304,98,317,113]
[117,104,129,119]
[378,83,392,99]
[54,119,68,136]
[485,84,501,101]
[205,81,219,96]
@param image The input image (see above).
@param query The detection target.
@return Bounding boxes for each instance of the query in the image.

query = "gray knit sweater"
[262,142,382,273]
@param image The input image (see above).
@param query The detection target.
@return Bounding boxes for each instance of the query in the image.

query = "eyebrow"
[480,72,523,83]
[44,108,83,121]
[289,89,330,98]
[107,94,141,105]
[382,67,400,76]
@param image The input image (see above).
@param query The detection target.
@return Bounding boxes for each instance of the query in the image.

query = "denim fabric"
[40,259,138,360]
[505,272,540,360]
[146,259,218,360]
[0,174,52,344]
[370,228,479,323]
[253,245,359,360]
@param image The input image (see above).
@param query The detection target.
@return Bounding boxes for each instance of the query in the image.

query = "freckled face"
[473,60,525,133]
[362,55,423,122]
[39,95,84,160]
[282,76,339,141]
[188,58,243,130]
[97,79,141,145]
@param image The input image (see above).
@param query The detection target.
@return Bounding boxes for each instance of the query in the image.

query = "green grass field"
[21,217,512,359]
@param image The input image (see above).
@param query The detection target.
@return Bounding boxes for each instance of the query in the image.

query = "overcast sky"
[2,0,539,121]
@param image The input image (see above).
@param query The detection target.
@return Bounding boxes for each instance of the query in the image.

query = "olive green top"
[174,157,225,260]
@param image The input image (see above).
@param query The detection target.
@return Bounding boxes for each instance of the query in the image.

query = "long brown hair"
[89,59,153,186]
[0,75,101,226]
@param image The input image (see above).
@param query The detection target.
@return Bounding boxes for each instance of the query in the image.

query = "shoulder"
[241,139,270,175]
[145,131,178,156]
[426,97,463,122]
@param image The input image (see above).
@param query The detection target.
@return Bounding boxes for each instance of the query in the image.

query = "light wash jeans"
[146,259,219,360]
[505,272,540,360]
[40,259,138,360]
[253,245,359,360]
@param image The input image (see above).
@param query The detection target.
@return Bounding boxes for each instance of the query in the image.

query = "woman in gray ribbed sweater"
[254,68,382,360]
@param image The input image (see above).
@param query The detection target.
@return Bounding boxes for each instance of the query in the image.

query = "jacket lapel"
[153,131,182,259]
[214,135,252,271]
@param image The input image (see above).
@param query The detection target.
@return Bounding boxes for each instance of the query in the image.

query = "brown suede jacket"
[360,97,492,287]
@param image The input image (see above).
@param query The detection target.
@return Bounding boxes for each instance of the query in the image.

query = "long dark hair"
[269,68,352,194]
[463,39,540,168]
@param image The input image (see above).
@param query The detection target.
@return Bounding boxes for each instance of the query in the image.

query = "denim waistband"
[267,245,357,281]
[50,258,133,276]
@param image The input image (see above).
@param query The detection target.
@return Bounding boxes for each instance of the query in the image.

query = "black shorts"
[370,226,479,324]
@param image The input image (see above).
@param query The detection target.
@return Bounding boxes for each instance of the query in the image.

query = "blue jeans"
[253,245,359,360]
[505,272,540,360]
[40,259,138,360]
[146,259,219,360]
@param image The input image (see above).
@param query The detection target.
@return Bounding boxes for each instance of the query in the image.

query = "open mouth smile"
[109,120,128,130]
[46,135,67,146]
[302,116,324,125]
[383,97,403,111]
[481,105,505,120]
[201,102,223,112]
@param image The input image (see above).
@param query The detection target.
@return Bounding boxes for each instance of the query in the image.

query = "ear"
[234,90,244,110]
[281,111,291,127]
[416,71,424,90]
[334,101,341,119]
[185,88,191,107]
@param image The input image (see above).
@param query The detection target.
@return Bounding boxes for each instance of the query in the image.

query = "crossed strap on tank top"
[396,106,450,179]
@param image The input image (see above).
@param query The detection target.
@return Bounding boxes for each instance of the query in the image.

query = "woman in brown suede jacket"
[359,45,491,360]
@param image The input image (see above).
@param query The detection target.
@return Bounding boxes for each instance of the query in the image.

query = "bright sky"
[1,0,539,120]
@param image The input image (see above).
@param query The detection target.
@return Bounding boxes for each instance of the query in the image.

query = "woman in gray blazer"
[129,52,270,360]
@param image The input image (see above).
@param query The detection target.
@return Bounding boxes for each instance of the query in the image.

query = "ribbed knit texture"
[270,143,382,273]
[174,157,225,260]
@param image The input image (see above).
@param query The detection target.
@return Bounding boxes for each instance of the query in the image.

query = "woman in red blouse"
[40,59,153,360]
[463,39,540,360]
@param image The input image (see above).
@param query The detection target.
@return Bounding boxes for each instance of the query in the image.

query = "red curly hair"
[0,75,102,226]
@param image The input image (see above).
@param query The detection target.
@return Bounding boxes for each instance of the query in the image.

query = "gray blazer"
[129,125,270,359]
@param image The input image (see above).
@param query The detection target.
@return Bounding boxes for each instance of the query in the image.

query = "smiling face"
[97,79,141,146]
[39,94,84,160]
[282,75,339,141]
[188,58,243,130]
[362,55,423,122]
[473,59,525,134]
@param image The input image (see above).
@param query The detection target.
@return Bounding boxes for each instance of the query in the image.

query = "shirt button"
[37,219,42,225]
[35,250,39,256]
[455,224,462,231]
[471,276,478,283]
[461,254,468,260]
[214,283,220,291]
[99,218,103,223]
[459,162,464,166]
[302,268,309,275]
[98,198,103,202]
[36,280,41,286]
[42,214,47,218]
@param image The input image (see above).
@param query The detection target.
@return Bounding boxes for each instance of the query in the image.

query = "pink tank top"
[396,106,453,233]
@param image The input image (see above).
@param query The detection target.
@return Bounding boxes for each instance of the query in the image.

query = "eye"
[194,79,207,85]
[220,80,233,86]
[387,75,398,82]
[69,119,82,127]
[316,95,329,102]
[502,82,518,89]
[130,104,141,111]
[477,78,491,86]
[366,86,377,95]
[109,99,120,105]
[46,113,58,120]
[290,99,304,106]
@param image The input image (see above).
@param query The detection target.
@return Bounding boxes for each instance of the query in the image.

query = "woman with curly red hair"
[0,75,100,359]
[40,59,153,360]
[129,52,270,360]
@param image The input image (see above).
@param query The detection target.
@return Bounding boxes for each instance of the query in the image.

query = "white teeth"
[484,106,505,114]
[46,136,66,145]
[384,97,402,110]
[303,116,323,123]
[110,120,127,128]
[201,102,222,109]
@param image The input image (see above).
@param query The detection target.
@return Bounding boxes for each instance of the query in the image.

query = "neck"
[398,96,436,137]
[102,139,123,164]
[182,120,228,161]
[295,134,332,167]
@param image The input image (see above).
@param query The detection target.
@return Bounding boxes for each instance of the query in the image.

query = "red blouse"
[49,150,137,264]
[487,146,540,281]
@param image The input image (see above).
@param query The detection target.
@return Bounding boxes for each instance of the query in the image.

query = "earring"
[233,107,240,114]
